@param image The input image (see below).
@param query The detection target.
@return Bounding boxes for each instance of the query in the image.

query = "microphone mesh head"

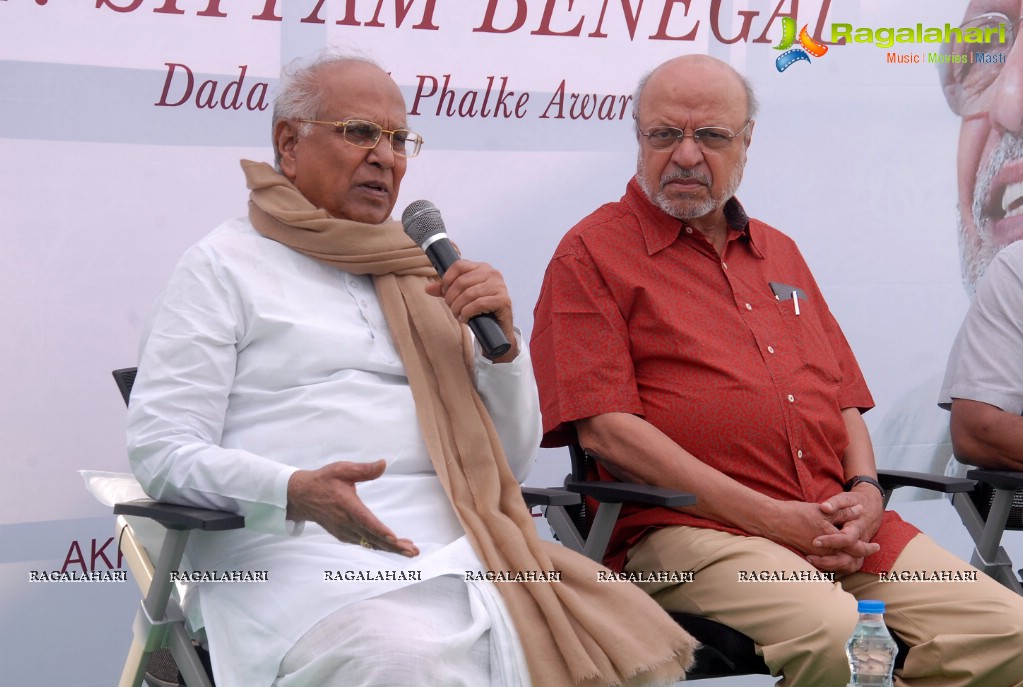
[401,200,445,246]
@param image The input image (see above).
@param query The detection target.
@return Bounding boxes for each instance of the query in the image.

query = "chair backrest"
[112,367,138,407]
[568,443,588,481]
[566,444,600,537]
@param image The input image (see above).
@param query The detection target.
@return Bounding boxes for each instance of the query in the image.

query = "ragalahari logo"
[773,16,829,72]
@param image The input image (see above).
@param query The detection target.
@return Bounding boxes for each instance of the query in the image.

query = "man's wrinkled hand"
[287,460,419,557]
[424,259,518,362]
[808,489,883,573]
[763,500,848,556]
[762,499,879,571]
[820,487,884,540]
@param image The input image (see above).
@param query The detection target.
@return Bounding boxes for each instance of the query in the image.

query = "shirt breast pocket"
[771,283,843,386]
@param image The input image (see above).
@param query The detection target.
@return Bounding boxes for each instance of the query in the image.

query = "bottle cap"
[857,599,885,614]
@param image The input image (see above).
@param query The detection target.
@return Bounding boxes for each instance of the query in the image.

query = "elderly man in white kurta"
[127,52,696,687]
[127,56,541,685]
[128,209,542,685]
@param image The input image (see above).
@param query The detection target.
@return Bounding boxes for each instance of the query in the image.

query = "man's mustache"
[661,168,711,187]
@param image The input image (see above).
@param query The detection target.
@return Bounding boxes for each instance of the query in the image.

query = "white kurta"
[126,217,541,686]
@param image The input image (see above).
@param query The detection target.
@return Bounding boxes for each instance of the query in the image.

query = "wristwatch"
[843,475,884,498]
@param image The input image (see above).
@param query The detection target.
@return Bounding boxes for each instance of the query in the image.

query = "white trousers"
[274,574,529,687]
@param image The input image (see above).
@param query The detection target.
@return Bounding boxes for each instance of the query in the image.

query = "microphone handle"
[424,240,512,359]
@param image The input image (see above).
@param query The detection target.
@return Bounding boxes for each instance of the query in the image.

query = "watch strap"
[843,475,884,498]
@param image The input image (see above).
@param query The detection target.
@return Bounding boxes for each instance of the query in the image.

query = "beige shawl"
[242,160,696,686]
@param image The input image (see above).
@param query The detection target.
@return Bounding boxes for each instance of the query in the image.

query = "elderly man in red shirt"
[531,54,1023,686]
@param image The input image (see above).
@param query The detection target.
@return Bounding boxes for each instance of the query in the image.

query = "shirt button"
[685,226,693,234]
[767,346,775,354]
[745,303,752,310]
[797,449,804,459]
[787,394,795,403]
[722,262,728,270]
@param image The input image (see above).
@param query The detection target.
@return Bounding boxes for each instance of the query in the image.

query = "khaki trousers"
[627,528,1023,687]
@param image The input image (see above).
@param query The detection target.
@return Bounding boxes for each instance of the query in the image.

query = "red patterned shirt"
[531,178,918,574]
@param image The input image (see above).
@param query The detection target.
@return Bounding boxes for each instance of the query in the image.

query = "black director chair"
[535,446,978,679]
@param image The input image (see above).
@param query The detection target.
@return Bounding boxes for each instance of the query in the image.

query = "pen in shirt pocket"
[768,282,807,316]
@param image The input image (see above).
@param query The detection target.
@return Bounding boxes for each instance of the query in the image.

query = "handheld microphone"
[401,200,512,359]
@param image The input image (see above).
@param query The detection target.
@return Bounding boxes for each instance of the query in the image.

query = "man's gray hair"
[271,50,383,170]
[630,61,759,137]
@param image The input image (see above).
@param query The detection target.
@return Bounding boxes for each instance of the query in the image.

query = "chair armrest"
[114,499,245,531]
[966,469,1023,491]
[520,487,581,508]
[877,470,976,494]
[564,480,697,508]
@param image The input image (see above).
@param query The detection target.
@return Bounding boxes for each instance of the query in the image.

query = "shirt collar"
[625,177,764,258]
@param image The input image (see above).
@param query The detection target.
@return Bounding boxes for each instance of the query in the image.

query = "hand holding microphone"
[401,200,515,361]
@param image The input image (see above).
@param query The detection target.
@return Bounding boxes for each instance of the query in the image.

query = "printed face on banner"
[635,58,751,221]
[277,61,409,224]
[948,0,1023,292]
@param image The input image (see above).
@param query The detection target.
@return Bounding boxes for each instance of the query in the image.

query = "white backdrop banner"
[1,1,983,683]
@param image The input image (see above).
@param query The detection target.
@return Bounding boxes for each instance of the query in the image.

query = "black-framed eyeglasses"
[298,118,424,158]
[639,121,752,151]
[940,12,1021,117]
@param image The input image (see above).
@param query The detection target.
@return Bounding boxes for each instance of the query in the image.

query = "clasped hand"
[770,489,883,575]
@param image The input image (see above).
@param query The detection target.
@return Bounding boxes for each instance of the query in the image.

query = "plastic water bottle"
[846,599,898,686]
